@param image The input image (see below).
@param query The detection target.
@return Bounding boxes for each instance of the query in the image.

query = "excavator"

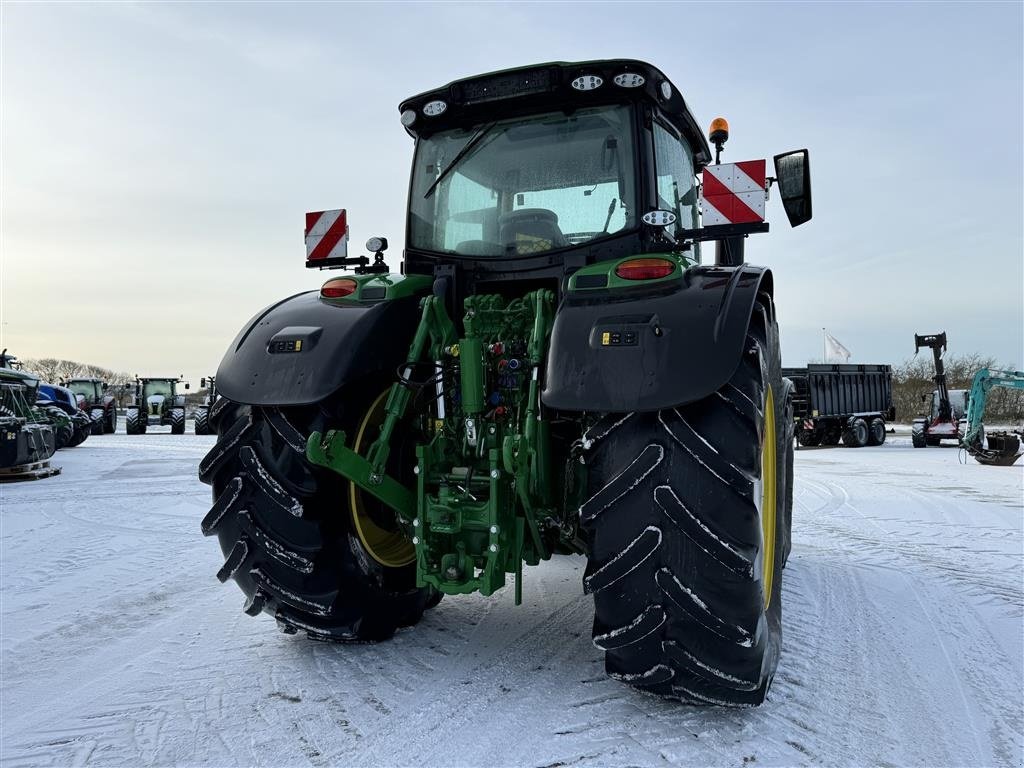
[961,368,1024,466]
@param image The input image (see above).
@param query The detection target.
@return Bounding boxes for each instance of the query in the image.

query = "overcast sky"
[2,2,1022,387]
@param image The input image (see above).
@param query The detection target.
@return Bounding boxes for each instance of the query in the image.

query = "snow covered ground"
[1,430,1021,767]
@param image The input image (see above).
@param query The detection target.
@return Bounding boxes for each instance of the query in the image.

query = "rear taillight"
[615,258,676,281]
[321,278,358,299]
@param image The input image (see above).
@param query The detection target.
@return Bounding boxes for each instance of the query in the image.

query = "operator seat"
[498,208,568,255]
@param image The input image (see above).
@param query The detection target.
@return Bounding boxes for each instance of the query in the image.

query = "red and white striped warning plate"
[305,209,348,265]
[701,160,766,226]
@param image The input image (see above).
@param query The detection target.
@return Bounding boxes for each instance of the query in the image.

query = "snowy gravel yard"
[1,430,1021,767]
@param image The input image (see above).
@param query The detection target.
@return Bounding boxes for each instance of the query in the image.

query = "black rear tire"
[797,429,821,447]
[126,408,144,435]
[198,389,431,641]
[170,408,186,435]
[67,424,89,447]
[49,411,72,450]
[867,417,886,446]
[581,301,787,706]
[842,417,869,447]
[105,406,117,434]
[912,422,927,448]
[821,427,842,446]
[194,407,210,435]
[90,409,105,436]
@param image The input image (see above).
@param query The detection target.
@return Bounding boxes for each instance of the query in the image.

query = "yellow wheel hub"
[760,384,777,608]
[349,391,416,568]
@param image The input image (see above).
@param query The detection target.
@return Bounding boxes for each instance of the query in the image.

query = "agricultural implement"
[1,351,74,464]
[199,60,812,706]
[65,378,119,434]
[126,376,189,434]
[961,368,1024,466]
[0,381,60,481]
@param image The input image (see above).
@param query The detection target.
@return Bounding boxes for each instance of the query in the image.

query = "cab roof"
[399,59,712,169]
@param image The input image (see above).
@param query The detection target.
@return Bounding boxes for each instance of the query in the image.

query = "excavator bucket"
[971,432,1023,466]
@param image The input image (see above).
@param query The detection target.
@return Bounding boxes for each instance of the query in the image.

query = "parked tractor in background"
[199,60,813,706]
[194,376,217,435]
[961,368,1024,466]
[784,363,894,447]
[37,384,92,448]
[126,377,189,434]
[912,332,965,448]
[65,378,119,434]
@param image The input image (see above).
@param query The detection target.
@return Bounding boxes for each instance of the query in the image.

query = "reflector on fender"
[321,278,358,299]
[615,258,676,281]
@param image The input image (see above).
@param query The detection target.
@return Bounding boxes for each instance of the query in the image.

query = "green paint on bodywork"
[568,252,696,291]
[306,431,417,519]
[320,273,433,304]
[307,287,562,604]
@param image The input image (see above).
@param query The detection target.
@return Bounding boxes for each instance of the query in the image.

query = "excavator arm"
[961,367,1024,466]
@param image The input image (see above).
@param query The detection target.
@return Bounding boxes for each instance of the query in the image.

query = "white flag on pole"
[825,332,851,363]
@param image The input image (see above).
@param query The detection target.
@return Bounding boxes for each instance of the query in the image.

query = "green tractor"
[199,60,812,706]
[65,377,119,434]
[193,376,217,435]
[126,376,189,434]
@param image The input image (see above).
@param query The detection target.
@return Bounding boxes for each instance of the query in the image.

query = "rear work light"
[615,258,676,281]
[321,277,358,299]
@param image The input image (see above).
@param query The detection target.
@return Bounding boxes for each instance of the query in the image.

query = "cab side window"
[652,121,699,233]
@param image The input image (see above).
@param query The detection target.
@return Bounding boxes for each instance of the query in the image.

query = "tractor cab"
[306,60,809,299]
[67,378,106,405]
[397,61,723,293]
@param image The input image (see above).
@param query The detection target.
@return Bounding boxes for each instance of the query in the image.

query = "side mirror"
[185,383,190,390]
[773,149,812,227]
[102,383,108,391]
[200,378,207,388]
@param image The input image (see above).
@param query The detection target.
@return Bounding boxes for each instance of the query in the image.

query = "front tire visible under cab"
[198,389,432,641]
[581,301,789,706]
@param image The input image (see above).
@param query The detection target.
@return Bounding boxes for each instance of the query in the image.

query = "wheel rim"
[760,385,777,608]
[349,391,416,568]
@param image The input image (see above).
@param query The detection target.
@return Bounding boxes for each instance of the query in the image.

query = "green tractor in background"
[199,60,812,706]
[65,377,119,434]
[193,376,217,435]
[126,376,189,434]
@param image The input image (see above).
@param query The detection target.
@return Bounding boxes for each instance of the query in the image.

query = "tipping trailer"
[783,364,894,447]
